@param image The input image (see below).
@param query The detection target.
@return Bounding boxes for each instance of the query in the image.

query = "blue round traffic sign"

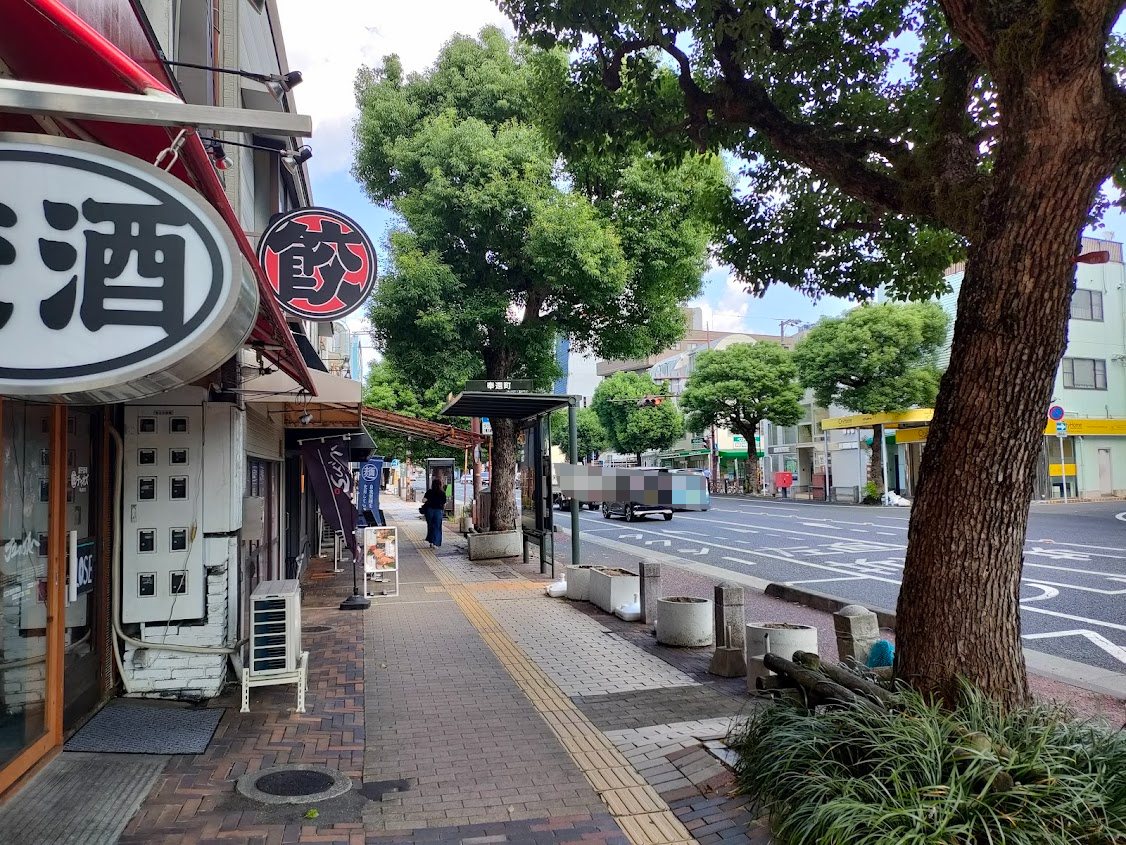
[1048,405,1065,422]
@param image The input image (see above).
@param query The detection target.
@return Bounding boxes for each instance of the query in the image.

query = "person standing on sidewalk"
[422,476,447,548]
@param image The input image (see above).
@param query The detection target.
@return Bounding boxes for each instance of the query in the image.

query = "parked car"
[601,467,673,521]
[667,468,711,512]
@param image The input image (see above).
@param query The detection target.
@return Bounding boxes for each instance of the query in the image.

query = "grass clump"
[729,681,1126,844]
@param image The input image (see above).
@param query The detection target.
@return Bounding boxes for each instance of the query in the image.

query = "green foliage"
[592,372,684,459]
[862,481,880,504]
[729,682,1126,844]
[354,28,723,387]
[793,303,948,414]
[362,360,466,462]
[549,407,608,460]
[680,343,803,446]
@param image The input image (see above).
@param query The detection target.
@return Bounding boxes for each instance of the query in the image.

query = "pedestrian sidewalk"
[58,498,769,845]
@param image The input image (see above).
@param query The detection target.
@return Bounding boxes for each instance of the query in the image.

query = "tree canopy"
[550,406,609,461]
[681,341,803,446]
[793,303,948,415]
[354,28,721,530]
[496,0,1126,704]
[592,371,685,461]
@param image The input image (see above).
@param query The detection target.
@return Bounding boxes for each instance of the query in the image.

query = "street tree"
[681,342,804,489]
[550,406,609,461]
[497,0,1126,706]
[592,371,685,464]
[793,303,948,496]
[354,28,720,533]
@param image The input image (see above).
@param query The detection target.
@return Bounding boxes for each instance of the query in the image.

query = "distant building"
[554,336,570,394]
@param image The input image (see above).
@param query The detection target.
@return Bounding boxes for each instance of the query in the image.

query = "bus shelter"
[441,389,582,578]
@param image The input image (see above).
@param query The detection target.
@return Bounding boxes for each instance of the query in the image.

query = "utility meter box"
[242,496,265,543]
[122,401,205,624]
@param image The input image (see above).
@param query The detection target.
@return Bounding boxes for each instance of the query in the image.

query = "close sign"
[0,134,256,403]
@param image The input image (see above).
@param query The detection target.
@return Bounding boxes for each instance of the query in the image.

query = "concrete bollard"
[708,583,746,677]
[639,562,662,625]
[834,604,881,666]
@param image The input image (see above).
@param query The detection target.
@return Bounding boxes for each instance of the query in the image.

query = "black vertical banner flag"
[301,437,358,560]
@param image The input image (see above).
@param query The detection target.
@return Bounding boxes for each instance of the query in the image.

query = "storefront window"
[0,402,52,769]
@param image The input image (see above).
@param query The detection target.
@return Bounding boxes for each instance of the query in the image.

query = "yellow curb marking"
[396,518,696,845]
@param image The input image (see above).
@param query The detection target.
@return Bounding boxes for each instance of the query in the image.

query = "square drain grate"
[492,571,518,579]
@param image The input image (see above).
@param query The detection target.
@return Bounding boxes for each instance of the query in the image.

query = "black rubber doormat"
[64,699,224,755]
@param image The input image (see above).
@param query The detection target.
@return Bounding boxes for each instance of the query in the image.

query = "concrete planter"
[590,567,640,614]
[656,597,714,647]
[468,529,522,561]
[565,565,603,602]
[746,622,818,689]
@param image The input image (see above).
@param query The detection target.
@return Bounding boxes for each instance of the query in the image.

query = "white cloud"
[275,0,511,175]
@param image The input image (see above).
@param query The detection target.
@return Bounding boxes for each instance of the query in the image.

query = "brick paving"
[361,543,605,829]
[7,497,790,845]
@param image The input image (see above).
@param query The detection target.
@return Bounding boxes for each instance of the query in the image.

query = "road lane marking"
[1023,629,1126,666]
[722,556,758,566]
[786,576,868,585]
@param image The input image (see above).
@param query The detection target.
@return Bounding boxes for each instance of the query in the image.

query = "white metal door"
[1098,448,1113,495]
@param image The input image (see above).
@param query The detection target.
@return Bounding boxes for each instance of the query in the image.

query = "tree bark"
[867,423,885,495]
[489,417,519,532]
[895,65,1118,707]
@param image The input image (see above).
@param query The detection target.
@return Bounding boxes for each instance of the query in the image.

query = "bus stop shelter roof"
[441,391,578,422]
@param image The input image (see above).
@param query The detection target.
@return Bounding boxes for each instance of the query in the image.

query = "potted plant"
[656,596,714,647]
[589,567,640,613]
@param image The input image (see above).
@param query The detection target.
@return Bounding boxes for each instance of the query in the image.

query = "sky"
[273,0,1126,398]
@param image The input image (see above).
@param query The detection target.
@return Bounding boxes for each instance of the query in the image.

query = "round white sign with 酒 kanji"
[0,134,254,403]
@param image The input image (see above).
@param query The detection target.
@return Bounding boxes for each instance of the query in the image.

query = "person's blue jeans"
[424,507,444,547]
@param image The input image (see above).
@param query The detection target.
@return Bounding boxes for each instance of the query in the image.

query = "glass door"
[63,410,99,732]
[0,402,56,789]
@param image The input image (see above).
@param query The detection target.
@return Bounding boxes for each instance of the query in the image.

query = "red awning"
[0,0,314,393]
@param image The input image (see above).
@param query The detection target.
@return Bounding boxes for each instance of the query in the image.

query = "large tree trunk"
[868,423,885,495]
[489,417,519,532]
[895,65,1116,707]
[746,446,760,495]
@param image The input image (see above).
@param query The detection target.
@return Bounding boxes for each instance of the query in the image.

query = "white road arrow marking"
[618,533,642,540]
[645,539,671,547]
[1023,629,1126,666]
[1027,547,1092,561]
[679,548,710,556]
[1021,583,1060,603]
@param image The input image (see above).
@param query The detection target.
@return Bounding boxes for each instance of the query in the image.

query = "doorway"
[1098,448,1114,496]
[62,410,100,732]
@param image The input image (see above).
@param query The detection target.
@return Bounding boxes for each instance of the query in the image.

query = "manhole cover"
[236,765,353,805]
[493,571,517,579]
[303,625,331,633]
[256,770,335,796]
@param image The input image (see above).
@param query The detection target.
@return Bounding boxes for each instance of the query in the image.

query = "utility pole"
[779,318,802,345]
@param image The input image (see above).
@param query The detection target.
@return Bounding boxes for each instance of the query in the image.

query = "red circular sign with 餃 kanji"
[257,207,377,321]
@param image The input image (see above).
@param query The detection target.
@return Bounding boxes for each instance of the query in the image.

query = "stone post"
[833,604,881,667]
[708,583,746,677]
[639,562,661,625]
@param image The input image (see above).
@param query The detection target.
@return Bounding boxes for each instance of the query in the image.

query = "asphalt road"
[562,497,1126,676]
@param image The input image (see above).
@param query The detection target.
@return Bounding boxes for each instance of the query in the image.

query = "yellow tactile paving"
[398,519,697,845]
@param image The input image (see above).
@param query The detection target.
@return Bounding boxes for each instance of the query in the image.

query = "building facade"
[934,238,1126,499]
[0,0,364,797]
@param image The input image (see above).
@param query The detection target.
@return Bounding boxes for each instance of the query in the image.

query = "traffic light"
[637,395,664,407]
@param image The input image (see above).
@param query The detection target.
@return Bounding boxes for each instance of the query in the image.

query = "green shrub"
[729,682,1126,844]
[862,481,880,504]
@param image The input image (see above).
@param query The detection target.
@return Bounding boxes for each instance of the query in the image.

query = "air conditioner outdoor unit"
[241,579,308,713]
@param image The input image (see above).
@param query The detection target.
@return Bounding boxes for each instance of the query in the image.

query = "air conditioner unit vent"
[242,579,307,713]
